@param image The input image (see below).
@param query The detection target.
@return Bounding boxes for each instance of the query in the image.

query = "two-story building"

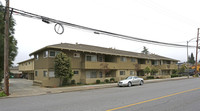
[25,43,178,87]
[18,58,34,80]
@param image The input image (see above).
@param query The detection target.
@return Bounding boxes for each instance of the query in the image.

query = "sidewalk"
[3,76,193,98]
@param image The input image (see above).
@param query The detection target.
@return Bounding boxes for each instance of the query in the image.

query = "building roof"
[30,43,178,61]
[18,58,34,64]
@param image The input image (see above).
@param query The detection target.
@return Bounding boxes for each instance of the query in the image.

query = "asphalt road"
[0,78,200,111]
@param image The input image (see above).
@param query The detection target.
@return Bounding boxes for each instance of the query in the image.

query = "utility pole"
[195,28,199,75]
[4,0,10,96]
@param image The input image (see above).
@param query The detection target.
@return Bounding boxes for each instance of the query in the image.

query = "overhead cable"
[2,6,196,48]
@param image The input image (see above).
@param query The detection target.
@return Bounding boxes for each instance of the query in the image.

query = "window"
[86,71,97,78]
[35,71,38,77]
[74,53,80,58]
[49,51,56,57]
[73,71,79,74]
[131,58,136,62]
[43,71,47,77]
[120,71,125,75]
[99,72,103,78]
[120,57,126,62]
[86,55,97,62]
[86,56,92,61]
[130,71,134,75]
[49,71,55,77]
[99,56,103,62]
[152,60,158,65]
[35,54,39,60]
[43,51,48,58]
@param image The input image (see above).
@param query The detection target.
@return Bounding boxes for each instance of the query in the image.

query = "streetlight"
[187,38,196,63]
[187,37,198,78]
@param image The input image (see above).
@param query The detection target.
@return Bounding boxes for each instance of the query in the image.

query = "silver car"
[118,76,144,87]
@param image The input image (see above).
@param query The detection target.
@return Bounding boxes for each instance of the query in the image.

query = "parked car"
[180,69,195,76]
[118,76,144,87]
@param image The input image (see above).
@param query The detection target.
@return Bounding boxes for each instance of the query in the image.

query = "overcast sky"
[1,0,200,65]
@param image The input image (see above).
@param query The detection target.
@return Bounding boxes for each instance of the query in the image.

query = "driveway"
[9,79,44,97]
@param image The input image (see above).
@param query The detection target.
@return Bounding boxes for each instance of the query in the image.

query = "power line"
[2,6,196,48]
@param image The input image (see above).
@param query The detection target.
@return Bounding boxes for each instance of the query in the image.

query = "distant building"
[10,66,22,78]
[20,43,178,87]
[18,58,34,80]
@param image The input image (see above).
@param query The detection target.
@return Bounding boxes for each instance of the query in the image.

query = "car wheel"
[128,82,132,87]
[140,81,144,85]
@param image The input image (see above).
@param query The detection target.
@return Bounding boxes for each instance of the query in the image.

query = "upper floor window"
[43,51,48,58]
[98,56,103,62]
[49,51,56,57]
[120,57,126,62]
[74,53,80,58]
[131,58,136,62]
[152,60,158,65]
[86,55,97,62]
[35,54,39,60]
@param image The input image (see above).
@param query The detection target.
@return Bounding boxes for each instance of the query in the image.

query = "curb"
[1,76,194,98]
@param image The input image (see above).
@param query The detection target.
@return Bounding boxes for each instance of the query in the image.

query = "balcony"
[84,62,118,69]
[160,64,177,69]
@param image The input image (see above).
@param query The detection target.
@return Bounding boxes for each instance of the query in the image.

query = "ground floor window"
[120,71,125,75]
[86,71,97,78]
[130,71,134,75]
[99,72,103,78]
[162,70,170,75]
[137,70,144,76]
[35,71,38,76]
[49,71,55,77]
[43,71,47,77]
[73,70,79,75]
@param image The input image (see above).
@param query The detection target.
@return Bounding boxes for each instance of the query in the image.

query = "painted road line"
[106,87,200,111]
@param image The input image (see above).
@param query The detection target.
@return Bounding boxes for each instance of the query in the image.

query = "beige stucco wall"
[32,48,178,86]
[19,59,34,71]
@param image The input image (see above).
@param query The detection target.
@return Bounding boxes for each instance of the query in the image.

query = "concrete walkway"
[1,76,193,98]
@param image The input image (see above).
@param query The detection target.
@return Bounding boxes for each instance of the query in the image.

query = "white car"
[118,76,144,87]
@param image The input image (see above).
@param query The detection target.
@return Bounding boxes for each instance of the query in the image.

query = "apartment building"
[18,58,34,80]
[27,43,178,87]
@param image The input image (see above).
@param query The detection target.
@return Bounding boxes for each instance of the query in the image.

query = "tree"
[150,67,158,75]
[144,66,151,75]
[141,46,149,55]
[0,5,18,82]
[178,64,186,74]
[188,53,195,64]
[54,52,73,86]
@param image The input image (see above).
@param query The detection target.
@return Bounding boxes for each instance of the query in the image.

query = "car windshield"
[126,76,133,80]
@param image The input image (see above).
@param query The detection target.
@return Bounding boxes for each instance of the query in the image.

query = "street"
[0,78,200,111]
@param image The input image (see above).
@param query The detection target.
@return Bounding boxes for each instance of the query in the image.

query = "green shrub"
[146,76,154,79]
[0,91,6,97]
[171,74,179,78]
[110,78,115,82]
[62,78,69,86]
[104,79,109,83]
[96,80,101,84]
[71,80,76,85]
